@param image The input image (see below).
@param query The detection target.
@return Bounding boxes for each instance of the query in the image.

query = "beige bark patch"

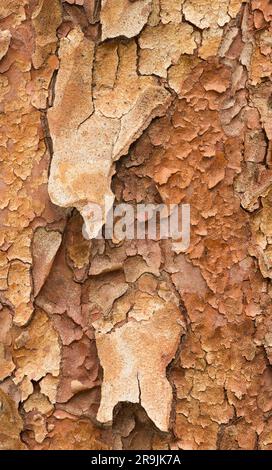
[6,260,32,326]
[101,0,152,40]
[148,0,160,25]
[48,29,170,238]
[139,23,198,78]
[182,0,231,29]
[40,374,59,404]
[94,41,158,118]
[160,0,183,24]
[32,228,62,296]
[13,310,61,383]
[199,28,223,59]
[23,391,54,416]
[48,27,95,136]
[94,287,184,432]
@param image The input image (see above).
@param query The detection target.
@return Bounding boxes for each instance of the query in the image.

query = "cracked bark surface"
[1,0,272,450]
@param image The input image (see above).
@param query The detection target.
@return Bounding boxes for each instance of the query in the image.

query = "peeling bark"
[1,0,272,451]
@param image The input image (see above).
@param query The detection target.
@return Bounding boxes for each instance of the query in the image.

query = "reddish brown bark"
[1,0,272,450]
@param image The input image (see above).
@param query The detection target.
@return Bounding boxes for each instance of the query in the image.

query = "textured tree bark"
[1,0,272,450]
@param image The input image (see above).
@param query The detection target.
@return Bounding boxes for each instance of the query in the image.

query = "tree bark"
[0,0,272,450]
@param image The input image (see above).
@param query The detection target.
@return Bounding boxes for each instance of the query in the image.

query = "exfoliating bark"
[1,0,272,451]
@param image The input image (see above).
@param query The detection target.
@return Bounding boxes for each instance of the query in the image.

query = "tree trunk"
[1,0,272,450]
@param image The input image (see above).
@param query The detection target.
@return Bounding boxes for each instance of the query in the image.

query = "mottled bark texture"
[1,0,272,450]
